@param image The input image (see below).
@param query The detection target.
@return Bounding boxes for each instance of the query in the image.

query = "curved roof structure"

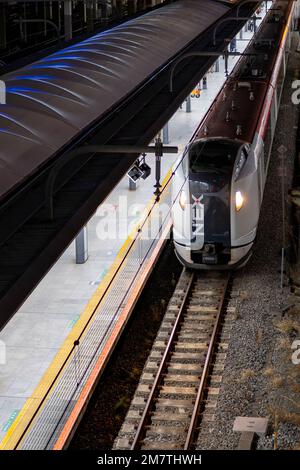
[0,0,229,201]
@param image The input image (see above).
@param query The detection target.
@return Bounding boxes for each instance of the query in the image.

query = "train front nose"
[185,138,241,267]
[189,178,231,266]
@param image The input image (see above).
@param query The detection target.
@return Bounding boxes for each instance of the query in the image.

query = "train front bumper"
[174,241,253,270]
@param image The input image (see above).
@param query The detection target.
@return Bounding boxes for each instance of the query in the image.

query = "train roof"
[196,0,291,143]
[0,0,230,202]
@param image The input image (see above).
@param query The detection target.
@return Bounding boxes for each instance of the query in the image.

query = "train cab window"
[189,140,240,175]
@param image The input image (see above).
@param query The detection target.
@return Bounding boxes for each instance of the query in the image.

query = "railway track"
[115,269,235,450]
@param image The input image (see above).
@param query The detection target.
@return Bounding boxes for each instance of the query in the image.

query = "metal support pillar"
[129,179,137,190]
[23,3,28,42]
[215,58,219,73]
[154,138,163,200]
[94,0,100,20]
[224,49,229,77]
[64,0,72,41]
[137,0,145,12]
[186,95,191,113]
[76,226,88,264]
[83,1,87,23]
[44,1,47,36]
[101,0,108,19]
[128,0,137,14]
[0,4,6,50]
[87,0,95,32]
[58,1,61,34]
[116,0,123,17]
[162,123,169,144]
[111,0,117,13]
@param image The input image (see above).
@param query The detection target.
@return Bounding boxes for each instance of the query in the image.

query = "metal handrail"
[236,0,265,18]
[13,18,61,46]
[169,49,264,91]
[213,16,261,46]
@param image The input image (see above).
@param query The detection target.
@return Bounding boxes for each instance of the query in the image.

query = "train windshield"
[189,140,240,175]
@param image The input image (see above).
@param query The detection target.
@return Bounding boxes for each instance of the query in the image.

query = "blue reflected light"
[42,55,81,61]
[7,86,46,94]
[29,64,72,70]
[15,75,54,81]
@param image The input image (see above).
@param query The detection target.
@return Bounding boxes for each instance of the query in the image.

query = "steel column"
[75,226,88,264]
[0,4,6,50]
[186,95,191,113]
[162,123,169,144]
[64,0,72,41]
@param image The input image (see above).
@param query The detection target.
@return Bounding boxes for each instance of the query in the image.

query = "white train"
[172,0,295,269]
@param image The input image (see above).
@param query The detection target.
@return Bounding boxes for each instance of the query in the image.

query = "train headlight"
[235,191,244,212]
[179,190,187,210]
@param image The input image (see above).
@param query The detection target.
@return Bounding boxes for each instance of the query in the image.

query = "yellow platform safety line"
[0,163,175,450]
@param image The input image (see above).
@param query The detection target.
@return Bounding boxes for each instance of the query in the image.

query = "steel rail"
[130,270,195,449]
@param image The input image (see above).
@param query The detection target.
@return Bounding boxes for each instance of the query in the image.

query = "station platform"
[0,21,261,450]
